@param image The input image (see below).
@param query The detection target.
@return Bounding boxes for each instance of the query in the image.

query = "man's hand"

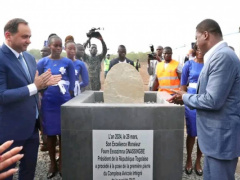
[155,55,161,62]
[46,75,62,86]
[34,69,52,90]
[94,32,102,40]
[147,54,161,64]
[167,90,187,105]
[0,140,24,180]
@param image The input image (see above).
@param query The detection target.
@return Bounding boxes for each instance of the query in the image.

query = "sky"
[0,0,239,59]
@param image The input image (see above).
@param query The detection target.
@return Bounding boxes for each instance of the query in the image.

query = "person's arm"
[152,78,159,91]
[0,140,23,180]
[0,58,52,105]
[177,63,183,80]
[147,58,153,75]
[67,60,76,96]
[83,38,91,49]
[130,60,134,66]
[148,59,158,75]
[108,60,113,71]
[0,65,30,104]
[37,58,62,92]
[177,72,181,80]
[151,62,160,91]
[98,36,107,62]
[183,53,237,110]
[79,62,89,88]
[180,61,190,92]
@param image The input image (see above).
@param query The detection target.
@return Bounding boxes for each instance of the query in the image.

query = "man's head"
[195,19,223,55]
[4,18,31,53]
[40,46,50,58]
[90,44,98,56]
[163,47,173,63]
[106,54,110,59]
[156,45,163,56]
[117,45,126,60]
[76,44,85,59]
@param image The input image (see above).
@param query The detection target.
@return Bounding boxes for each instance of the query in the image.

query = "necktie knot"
[18,54,23,60]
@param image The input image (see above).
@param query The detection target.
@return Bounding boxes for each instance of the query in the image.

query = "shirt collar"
[204,40,225,64]
[4,42,22,59]
[119,59,127,63]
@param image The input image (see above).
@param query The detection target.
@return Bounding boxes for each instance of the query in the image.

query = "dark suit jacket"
[109,58,134,71]
[0,44,38,143]
[183,42,240,160]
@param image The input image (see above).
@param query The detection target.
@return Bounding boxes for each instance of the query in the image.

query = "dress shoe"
[47,172,57,179]
[47,166,58,179]
[185,167,193,175]
[194,166,203,176]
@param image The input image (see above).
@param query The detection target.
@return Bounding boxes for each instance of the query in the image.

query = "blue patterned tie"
[18,54,31,81]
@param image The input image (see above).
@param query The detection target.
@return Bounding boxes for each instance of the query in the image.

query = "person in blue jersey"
[65,35,89,96]
[181,44,204,176]
[37,35,75,179]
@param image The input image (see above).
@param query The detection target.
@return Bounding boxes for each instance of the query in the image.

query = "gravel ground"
[13,130,240,180]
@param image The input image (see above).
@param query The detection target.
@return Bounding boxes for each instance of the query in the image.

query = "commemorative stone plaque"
[93,130,153,180]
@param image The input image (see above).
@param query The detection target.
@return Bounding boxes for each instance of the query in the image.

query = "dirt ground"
[100,61,149,90]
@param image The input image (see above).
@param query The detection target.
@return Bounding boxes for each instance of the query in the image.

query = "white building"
[172,32,240,65]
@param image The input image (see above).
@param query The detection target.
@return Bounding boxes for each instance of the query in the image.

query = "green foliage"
[28,48,148,62]
[27,49,41,60]
[27,49,67,60]
[61,52,67,57]
[109,52,148,62]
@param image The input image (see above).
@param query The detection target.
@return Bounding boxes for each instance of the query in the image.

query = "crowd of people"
[0,17,240,180]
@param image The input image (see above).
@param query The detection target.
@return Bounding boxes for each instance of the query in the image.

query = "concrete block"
[61,91,184,180]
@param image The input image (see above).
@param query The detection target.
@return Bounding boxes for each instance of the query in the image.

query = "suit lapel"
[2,44,32,83]
[196,42,228,93]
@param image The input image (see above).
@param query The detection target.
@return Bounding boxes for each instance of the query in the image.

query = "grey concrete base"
[61,91,184,180]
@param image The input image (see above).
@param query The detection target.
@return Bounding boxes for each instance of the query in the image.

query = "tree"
[108,52,148,62]
[27,49,67,61]
[28,49,41,60]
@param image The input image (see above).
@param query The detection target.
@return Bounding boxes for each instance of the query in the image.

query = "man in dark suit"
[168,19,240,180]
[0,18,61,180]
[108,45,134,71]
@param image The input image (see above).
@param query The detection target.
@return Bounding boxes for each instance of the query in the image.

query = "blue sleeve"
[67,60,76,91]
[183,52,239,110]
[181,61,190,85]
[79,62,89,88]
[0,57,29,105]
[37,58,45,75]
